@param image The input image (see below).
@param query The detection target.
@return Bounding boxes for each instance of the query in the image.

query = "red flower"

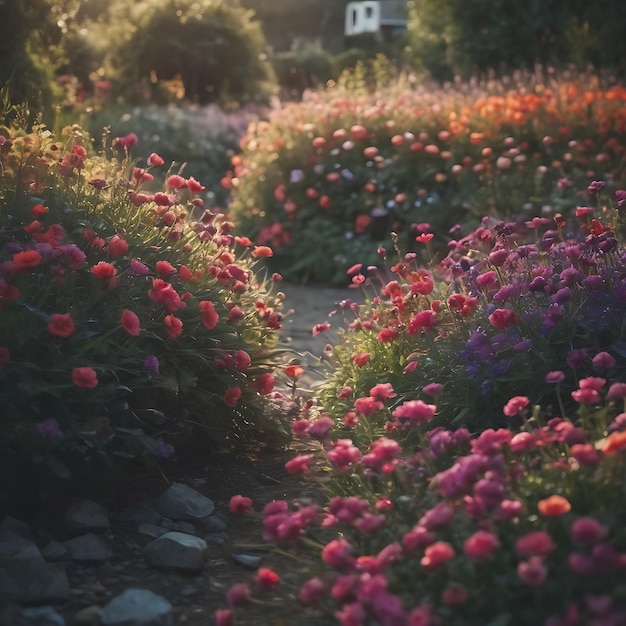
[121,309,141,336]
[602,430,626,455]
[352,352,370,367]
[0,281,20,308]
[312,323,331,336]
[156,260,177,277]
[538,495,571,517]
[148,279,185,312]
[229,495,253,514]
[166,175,187,190]
[178,265,194,282]
[71,367,98,388]
[108,235,128,258]
[47,313,75,338]
[91,262,117,280]
[252,245,273,258]
[12,250,42,272]
[32,204,48,216]
[199,300,219,330]
[186,176,205,193]
[23,220,43,234]
[256,567,280,590]
[256,373,275,395]
[420,541,455,570]
[164,314,182,339]
[376,327,398,342]
[407,310,438,335]
[223,386,242,407]
[488,308,517,329]
[147,152,164,167]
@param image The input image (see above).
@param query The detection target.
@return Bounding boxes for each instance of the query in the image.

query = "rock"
[74,605,102,624]
[143,532,207,572]
[41,541,68,562]
[152,483,214,521]
[137,523,168,539]
[100,588,173,626]
[232,553,262,569]
[179,585,197,598]
[0,555,70,603]
[159,519,196,535]
[63,533,112,561]
[65,498,110,535]
[0,530,41,560]
[199,513,227,532]
[115,502,162,525]
[21,606,65,625]
[0,516,32,539]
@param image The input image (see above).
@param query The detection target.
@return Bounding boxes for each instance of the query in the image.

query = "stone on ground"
[152,483,215,521]
[143,531,207,572]
[100,588,173,626]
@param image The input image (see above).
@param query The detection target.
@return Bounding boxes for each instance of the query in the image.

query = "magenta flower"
[503,395,530,417]
[463,530,501,561]
[517,557,548,586]
[545,370,565,383]
[369,383,396,400]
[392,399,436,423]
[35,418,62,438]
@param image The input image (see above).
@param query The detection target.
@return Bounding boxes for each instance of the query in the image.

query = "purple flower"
[545,370,565,383]
[587,180,605,194]
[567,349,587,369]
[130,259,151,276]
[144,354,160,374]
[152,438,175,459]
[35,418,62,438]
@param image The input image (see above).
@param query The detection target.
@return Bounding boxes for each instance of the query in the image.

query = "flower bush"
[0,107,287,497]
[227,65,626,283]
[216,188,626,625]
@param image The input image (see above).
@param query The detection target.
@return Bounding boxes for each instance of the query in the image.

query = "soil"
[3,282,363,626]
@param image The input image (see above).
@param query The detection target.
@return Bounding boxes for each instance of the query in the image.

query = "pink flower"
[419,503,454,530]
[402,526,435,552]
[420,541,455,570]
[298,577,326,606]
[516,531,556,557]
[354,396,384,416]
[607,383,626,401]
[47,313,75,338]
[257,567,280,589]
[256,373,275,395]
[423,383,443,396]
[285,454,313,474]
[308,416,334,441]
[392,399,436,423]
[571,517,607,545]
[569,443,600,466]
[166,174,187,190]
[214,609,232,626]
[226,583,250,608]
[517,557,548,586]
[199,300,219,330]
[464,530,500,561]
[407,310,438,335]
[156,260,177,277]
[120,309,141,336]
[369,383,396,400]
[503,395,530,417]
[377,327,399,342]
[147,152,164,166]
[322,539,355,572]
[229,495,253,514]
[108,235,128,258]
[312,323,331,336]
[545,370,565,383]
[327,439,362,472]
[592,351,616,372]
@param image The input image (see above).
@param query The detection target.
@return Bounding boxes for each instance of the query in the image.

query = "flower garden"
[3,64,626,625]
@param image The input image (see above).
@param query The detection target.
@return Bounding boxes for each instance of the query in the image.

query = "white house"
[344,1,407,38]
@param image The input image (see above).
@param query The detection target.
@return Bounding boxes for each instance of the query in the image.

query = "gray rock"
[115,502,162,525]
[22,606,65,625]
[137,523,168,539]
[159,519,196,535]
[65,498,110,535]
[200,514,227,532]
[0,516,32,539]
[232,553,262,569]
[63,533,112,562]
[143,532,207,572]
[41,541,68,562]
[152,483,214,521]
[100,588,173,626]
[0,530,42,560]
[0,555,70,603]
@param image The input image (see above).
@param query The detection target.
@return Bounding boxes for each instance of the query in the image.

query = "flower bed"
[217,187,626,625]
[227,67,626,284]
[0,114,286,500]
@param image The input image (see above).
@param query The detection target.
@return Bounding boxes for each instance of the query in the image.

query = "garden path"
[1,282,362,626]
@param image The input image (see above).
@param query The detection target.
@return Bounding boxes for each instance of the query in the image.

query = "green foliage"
[404,0,626,78]
[105,0,278,107]
[0,112,288,501]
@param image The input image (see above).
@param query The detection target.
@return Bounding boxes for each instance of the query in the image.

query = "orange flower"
[120,309,141,336]
[537,495,571,517]
[602,430,626,455]
[252,246,273,258]
[32,204,48,216]
[91,262,117,280]
[47,313,75,338]
[12,250,42,272]
[284,364,304,378]
[71,367,98,388]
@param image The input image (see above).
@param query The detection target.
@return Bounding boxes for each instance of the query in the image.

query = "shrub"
[227,67,626,284]
[104,0,278,107]
[0,104,287,500]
